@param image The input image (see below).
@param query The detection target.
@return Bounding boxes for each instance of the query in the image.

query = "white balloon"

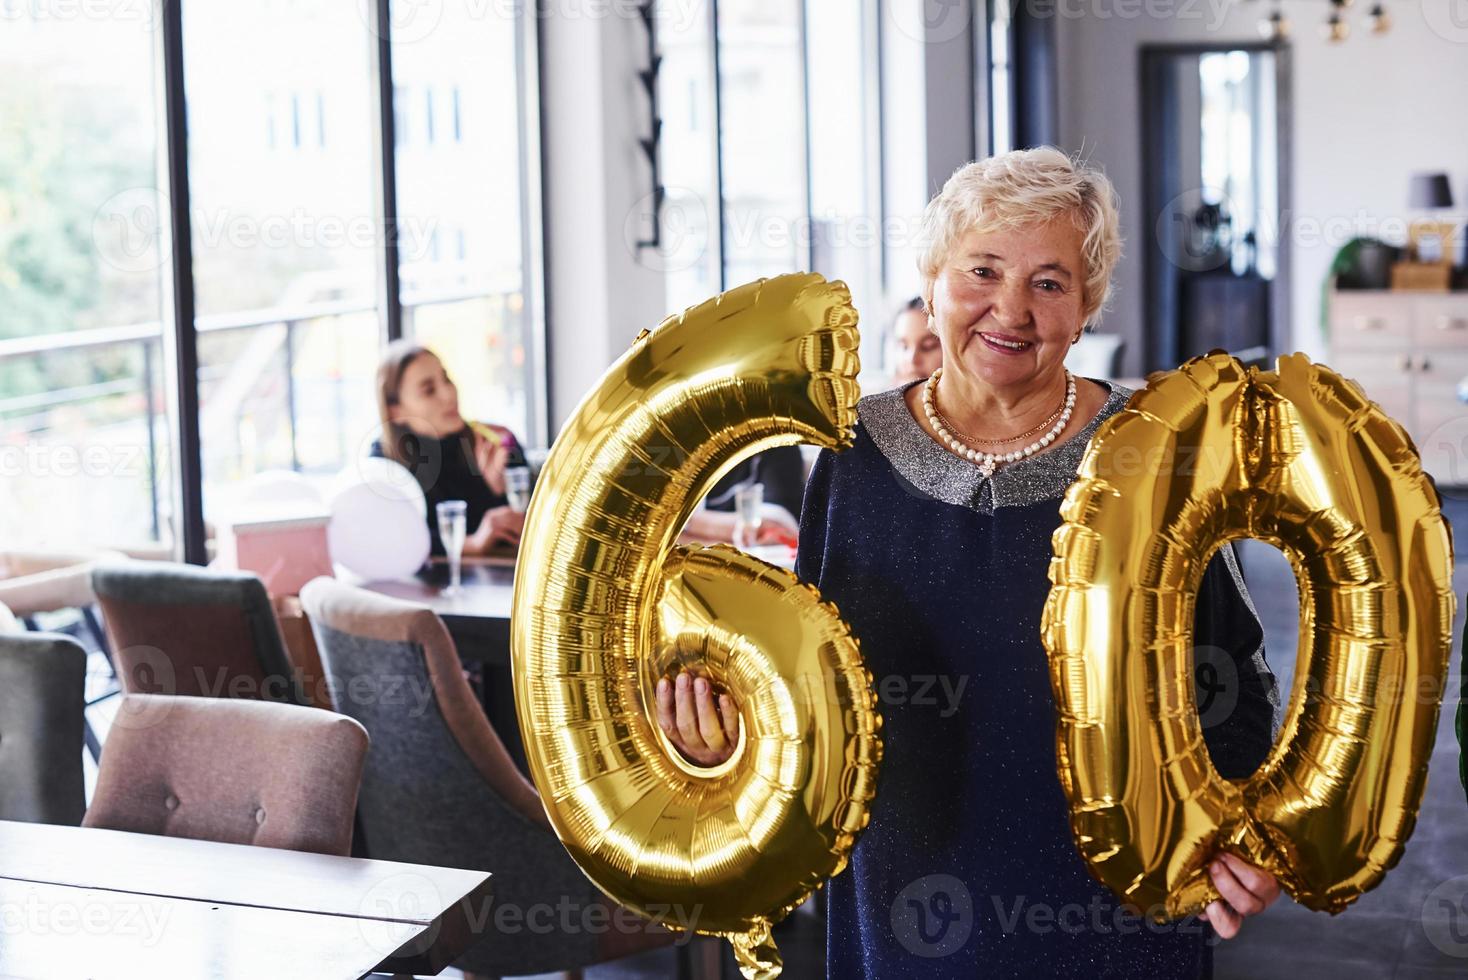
[327,458,430,581]
[336,456,428,513]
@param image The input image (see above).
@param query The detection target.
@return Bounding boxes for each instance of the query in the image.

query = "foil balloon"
[1042,352,1455,918]
[511,273,881,978]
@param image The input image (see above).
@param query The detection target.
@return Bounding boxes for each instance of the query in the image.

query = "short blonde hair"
[917,147,1122,328]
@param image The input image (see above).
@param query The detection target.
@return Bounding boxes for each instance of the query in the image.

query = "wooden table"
[0,820,493,979]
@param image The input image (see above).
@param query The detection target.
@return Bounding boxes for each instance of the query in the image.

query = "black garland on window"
[635,1,664,249]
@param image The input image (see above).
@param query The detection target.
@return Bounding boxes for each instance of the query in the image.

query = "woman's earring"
[1071,330,1084,345]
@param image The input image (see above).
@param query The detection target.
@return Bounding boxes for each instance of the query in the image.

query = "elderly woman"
[659,147,1282,976]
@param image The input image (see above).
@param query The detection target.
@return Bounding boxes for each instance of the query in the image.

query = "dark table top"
[358,558,515,624]
[0,820,493,979]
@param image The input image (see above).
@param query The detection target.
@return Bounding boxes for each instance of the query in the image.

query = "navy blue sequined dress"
[795,380,1278,979]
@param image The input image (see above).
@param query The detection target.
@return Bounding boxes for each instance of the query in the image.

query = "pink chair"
[83,694,368,856]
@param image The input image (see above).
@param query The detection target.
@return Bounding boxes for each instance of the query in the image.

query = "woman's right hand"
[473,426,512,496]
[656,670,739,766]
[469,506,524,553]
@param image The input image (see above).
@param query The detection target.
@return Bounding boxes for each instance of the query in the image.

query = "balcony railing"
[1,287,517,551]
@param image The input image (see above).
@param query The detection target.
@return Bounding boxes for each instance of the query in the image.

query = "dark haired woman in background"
[372,340,527,557]
[889,295,943,387]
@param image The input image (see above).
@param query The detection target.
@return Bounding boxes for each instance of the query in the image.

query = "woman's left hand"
[474,426,511,496]
[1201,852,1282,939]
[655,670,738,767]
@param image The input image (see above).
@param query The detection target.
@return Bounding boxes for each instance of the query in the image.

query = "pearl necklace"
[921,368,1076,477]
[936,394,1065,445]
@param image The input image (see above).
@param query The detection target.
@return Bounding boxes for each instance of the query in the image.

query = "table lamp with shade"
[1392,171,1457,291]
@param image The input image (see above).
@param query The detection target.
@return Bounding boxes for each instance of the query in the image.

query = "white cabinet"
[1329,291,1468,487]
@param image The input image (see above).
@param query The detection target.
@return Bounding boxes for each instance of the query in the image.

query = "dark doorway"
[1140,43,1292,372]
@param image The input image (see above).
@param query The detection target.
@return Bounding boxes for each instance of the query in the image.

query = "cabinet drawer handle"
[1398,355,1414,372]
[1355,315,1386,331]
[1436,316,1467,332]
[1419,356,1431,373]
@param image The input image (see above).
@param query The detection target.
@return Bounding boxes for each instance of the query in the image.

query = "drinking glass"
[436,500,468,594]
[505,466,532,513]
[732,483,764,550]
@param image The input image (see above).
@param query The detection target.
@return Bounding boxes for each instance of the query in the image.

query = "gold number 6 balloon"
[511,273,882,977]
[1043,352,1455,918]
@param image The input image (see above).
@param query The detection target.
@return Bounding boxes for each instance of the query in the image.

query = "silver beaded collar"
[858,377,1135,515]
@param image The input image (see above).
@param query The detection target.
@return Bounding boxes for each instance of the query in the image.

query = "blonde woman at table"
[372,340,528,557]
[659,148,1283,976]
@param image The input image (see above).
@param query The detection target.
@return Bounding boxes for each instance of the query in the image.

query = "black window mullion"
[159,0,205,565]
[370,0,404,343]
[972,0,990,158]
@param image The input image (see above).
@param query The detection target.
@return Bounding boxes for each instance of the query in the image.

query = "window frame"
[142,0,548,562]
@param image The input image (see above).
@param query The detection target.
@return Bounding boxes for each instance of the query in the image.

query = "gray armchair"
[0,632,87,825]
[300,577,686,979]
[92,561,305,705]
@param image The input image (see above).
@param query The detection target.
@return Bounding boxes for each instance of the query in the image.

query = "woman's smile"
[976,330,1033,354]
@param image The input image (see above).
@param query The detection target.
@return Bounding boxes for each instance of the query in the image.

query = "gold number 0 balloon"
[511,273,881,977]
[1042,352,1455,918]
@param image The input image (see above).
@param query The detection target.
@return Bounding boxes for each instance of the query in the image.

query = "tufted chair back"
[82,694,368,856]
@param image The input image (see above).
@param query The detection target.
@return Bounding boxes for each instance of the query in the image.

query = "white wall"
[539,7,668,432]
[1053,2,1468,375]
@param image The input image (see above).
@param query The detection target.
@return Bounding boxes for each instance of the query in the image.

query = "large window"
[805,0,881,355]
[394,0,542,442]
[0,1,544,556]
[716,0,808,288]
[657,0,721,314]
[0,10,176,551]
[660,0,882,367]
[184,0,383,524]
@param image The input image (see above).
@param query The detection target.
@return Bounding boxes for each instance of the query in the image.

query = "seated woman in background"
[372,340,527,557]
[888,295,942,387]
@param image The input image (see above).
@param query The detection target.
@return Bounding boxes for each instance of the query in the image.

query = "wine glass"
[436,500,468,595]
[505,466,532,513]
[732,483,764,550]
